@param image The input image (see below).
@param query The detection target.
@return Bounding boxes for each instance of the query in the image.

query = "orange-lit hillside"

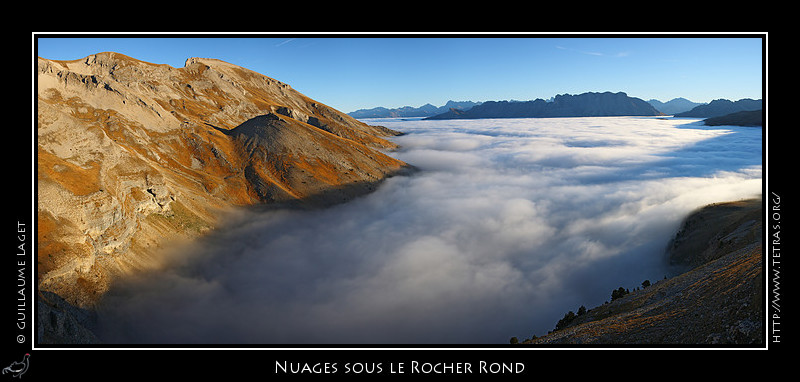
[37,52,410,308]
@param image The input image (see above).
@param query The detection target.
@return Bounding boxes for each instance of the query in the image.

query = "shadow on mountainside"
[36,163,418,345]
[522,197,763,345]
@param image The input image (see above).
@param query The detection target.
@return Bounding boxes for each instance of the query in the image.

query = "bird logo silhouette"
[2,354,29,378]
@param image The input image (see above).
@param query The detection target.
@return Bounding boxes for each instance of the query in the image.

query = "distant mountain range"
[424,91,664,120]
[647,97,706,115]
[350,95,762,123]
[348,100,482,118]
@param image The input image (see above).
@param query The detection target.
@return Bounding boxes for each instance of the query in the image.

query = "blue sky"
[34,33,764,113]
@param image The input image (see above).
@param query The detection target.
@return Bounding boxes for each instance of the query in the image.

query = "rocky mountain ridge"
[36,52,411,311]
[348,100,482,119]
[425,91,663,120]
[675,98,762,118]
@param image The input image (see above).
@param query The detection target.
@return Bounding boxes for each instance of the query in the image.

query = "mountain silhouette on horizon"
[424,92,664,120]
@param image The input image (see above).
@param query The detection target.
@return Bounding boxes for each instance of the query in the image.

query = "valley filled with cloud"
[95,116,762,345]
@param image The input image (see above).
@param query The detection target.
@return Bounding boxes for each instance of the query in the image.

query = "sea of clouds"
[95,116,762,345]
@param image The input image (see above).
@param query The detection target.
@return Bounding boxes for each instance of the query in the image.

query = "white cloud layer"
[95,116,762,345]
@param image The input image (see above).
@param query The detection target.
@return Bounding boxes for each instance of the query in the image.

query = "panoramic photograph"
[23,31,772,377]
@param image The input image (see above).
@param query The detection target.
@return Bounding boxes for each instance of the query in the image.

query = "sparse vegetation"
[513,279,657,342]
[555,311,576,331]
[611,286,629,301]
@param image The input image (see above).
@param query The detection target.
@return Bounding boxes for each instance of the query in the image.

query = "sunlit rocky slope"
[36,52,411,310]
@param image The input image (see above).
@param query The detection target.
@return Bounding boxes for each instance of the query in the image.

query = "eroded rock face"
[37,52,409,308]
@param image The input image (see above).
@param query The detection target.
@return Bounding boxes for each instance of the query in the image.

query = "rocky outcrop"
[523,198,763,345]
[37,291,101,344]
[37,52,410,311]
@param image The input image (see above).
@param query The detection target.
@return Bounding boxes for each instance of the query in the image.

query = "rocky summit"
[36,52,411,312]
